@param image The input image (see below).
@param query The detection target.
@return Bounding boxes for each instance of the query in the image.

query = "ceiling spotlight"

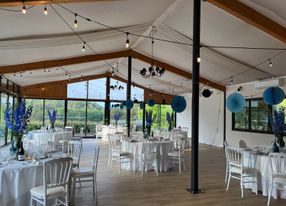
[125,32,130,49]
[44,6,48,16]
[22,5,27,14]
[74,13,78,28]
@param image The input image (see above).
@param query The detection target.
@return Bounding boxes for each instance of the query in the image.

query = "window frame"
[232,97,273,134]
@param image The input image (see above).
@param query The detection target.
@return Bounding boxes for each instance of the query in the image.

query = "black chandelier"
[110,81,124,90]
[140,29,165,78]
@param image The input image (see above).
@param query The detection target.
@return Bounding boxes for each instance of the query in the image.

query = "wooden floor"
[75,139,285,206]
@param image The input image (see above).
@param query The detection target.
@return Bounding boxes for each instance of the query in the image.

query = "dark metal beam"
[127,56,132,137]
[105,76,110,125]
[190,0,201,194]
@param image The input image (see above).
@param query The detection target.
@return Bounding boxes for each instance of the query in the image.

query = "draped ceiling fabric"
[0,0,286,95]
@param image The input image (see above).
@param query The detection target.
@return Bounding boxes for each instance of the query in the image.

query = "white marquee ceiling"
[1,0,286,94]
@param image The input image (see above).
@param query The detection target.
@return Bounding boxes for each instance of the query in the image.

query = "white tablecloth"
[0,153,66,206]
[244,151,286,199]
[121,140,174,172]
[27,130,73,151]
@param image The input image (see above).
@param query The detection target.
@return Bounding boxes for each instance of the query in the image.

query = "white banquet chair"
[225,144,258,198]
[71,145,100,200]
[267,153,286,206]
[68,141,82,168]
[30,157,73,206]
[168,139,186,173]
[108,134,131,174]
[141,140,159,176]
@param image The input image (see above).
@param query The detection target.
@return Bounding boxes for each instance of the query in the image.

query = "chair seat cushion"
[31,185,65,199]
[72,167,94,177]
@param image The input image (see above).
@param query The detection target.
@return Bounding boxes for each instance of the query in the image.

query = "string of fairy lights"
[3,1,286,92]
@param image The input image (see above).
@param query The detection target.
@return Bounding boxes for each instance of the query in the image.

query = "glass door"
[86,101,105,137]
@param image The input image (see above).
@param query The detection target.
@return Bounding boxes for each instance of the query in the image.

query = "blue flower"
[4,98,33,137]
[269,109,286,137]
[48,109,57,124]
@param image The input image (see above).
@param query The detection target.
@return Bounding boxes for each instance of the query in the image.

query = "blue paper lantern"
[147,99,155,107]
[263,87,285,105]
[226,93,245,113]
[125,100,134,109]
[171,96,187,113]
[140,102,144,109]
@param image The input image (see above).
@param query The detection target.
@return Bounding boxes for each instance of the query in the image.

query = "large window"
[146,104,173,130]
[110,79,126,101]
[131,86,144,102]
[131,103,143,131]
[88,78,106,100]
[0,93,8,146]
[233,98,272,133]
[67,100,86,136]
[110,102,126,126]
[26,99,44,130]
[67,81,88,99]
[44,99,65,128]
[86,101,105,137]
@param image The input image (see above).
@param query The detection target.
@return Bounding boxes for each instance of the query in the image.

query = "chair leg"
[141,159,144,176]
[240,175,244,198]
[226,172,231,191]
[93,178,95,196]
[225,162,228,183]
[73,177,76,203]
[255,172,258,195]
[183,158,186,171]
[267,179,272,206]
[179,158,181,174]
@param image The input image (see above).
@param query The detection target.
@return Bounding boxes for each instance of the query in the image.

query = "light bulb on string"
[197,56,201,63]
[230,76,234,85]
[44,6,48,15]
[269,59,272,68]
[22,5,27,14]
[74,13,78,28]
[125,32,130,49]
[82,42,86,52]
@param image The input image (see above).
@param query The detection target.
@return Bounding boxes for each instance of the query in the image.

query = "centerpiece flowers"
[48,109,57,129]
[166,111,175,131]
[146,111,156,136]
[113,112,120,127]
[4,98,32,155]
[269,108,286,151]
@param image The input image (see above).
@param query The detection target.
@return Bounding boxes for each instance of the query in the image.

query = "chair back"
[269,153,286,176]
[68,140,82,167]
[141,140,158,156]
[43,157,72,193]
[225,144,243,167]
[108,134,121,150]
[92,145,100,174]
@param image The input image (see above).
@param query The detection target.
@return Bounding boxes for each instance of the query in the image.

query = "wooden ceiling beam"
[3,49,225,92]
[0,50,130,74]
[0,0,120,7]
[207,0,286,44]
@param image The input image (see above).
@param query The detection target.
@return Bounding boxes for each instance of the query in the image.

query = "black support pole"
[127,56,132,137]
[189,0,201,194]
[64,100,67,127]
[142,102,146,132]
[105,76,110,125]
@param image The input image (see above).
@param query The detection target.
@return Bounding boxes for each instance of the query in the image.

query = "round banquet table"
[243,150,286,199]
[0,152,66,206]
[121,140,174,172]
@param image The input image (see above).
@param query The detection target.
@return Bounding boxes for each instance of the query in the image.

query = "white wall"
[176,90,224,147]
[226,78,286,148]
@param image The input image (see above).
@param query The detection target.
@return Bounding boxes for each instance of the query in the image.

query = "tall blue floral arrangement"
[166,112,175,131]
[113,112,120,127]
[146,111,156,136]
[4,98,32,149]
[48,109,57,129]
[269,109,286,148]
